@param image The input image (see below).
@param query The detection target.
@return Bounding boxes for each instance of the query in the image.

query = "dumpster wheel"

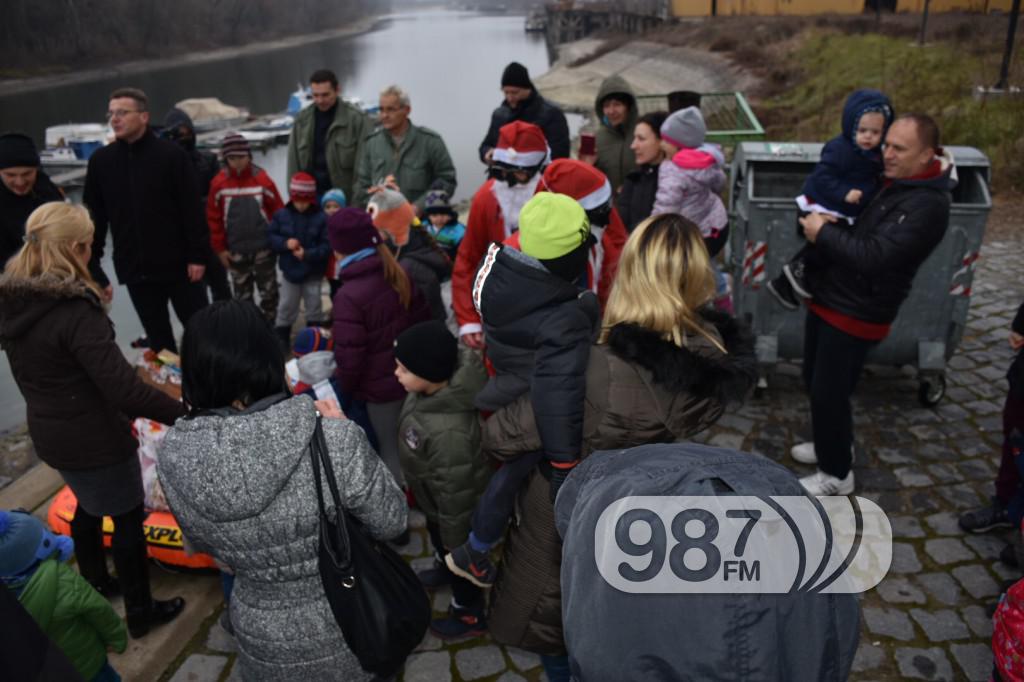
[918,374,946,407]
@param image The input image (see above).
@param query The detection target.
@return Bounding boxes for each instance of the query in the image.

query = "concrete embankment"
[534,38,759,116]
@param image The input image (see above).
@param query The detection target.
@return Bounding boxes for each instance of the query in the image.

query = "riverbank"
[0,15,384,97]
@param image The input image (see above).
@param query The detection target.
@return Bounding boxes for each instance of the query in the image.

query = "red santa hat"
[539,158,612,211]
[492,121,549,168]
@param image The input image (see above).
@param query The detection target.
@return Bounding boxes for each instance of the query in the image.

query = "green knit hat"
[518,192,590,261]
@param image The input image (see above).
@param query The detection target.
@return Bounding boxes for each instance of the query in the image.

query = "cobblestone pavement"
[163,238,1023,681]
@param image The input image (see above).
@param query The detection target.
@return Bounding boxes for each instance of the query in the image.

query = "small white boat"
[175,98,250,133]
[40,146,85,166]
[44,123,111,161]
[286,84,379,117]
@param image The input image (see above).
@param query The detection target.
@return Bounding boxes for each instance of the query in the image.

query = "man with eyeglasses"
[83,87,209,354]
[353,85,456,212]
[452,121,549,349]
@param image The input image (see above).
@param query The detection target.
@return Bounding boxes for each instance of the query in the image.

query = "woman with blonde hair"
[0,202,186,638]
[479,213,757,679]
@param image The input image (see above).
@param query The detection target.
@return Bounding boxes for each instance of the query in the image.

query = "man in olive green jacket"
[287,68,370,202]
[354,85,456,211]
[593,74,638,192]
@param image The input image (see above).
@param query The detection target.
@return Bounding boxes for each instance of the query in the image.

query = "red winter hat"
[493,121,549,168]
[539,159,612,210]
[289,172,317,201]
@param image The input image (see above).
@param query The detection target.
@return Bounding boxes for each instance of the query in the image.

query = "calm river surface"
[0,9,582,432]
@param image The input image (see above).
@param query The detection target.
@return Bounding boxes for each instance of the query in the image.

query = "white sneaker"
[800,470,855,496]
[791,442,817,464]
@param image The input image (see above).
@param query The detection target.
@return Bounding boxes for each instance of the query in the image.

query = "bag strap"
[309,413,354,574]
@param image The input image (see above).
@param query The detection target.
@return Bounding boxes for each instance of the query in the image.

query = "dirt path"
[534,38,759,113]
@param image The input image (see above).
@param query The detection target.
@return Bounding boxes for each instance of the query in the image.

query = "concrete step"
[0,461,63,513]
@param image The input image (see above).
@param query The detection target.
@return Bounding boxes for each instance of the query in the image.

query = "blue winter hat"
[322,188,347,209]
[0,510,44,577]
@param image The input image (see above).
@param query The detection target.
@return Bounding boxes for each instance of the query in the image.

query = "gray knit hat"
[423,186,455,217]
[660,106,706,149]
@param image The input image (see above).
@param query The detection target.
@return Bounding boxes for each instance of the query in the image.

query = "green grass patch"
[759,30,1023,192]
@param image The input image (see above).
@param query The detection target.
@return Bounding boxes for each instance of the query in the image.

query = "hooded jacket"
[0,275,184,470]
[474,243,600,464]
[652,148,727,238]
[162,108,219,204]
[393,226,452,322]
[207,162,285,255]
[0,170,63,267]
[83,129,209,287]
[397,349,491,549]
[812,149,955,325]
[17,559,127,680]
[332,254,432,403]
[267,203,330,283]
[481,312,757,655]
[554,443,860,681]
[479,90,570,162]
[593,75,638,191]
[158,395,406,682]
[802,89,894,216]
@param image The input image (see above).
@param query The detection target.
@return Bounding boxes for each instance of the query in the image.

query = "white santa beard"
[491,173,541,235]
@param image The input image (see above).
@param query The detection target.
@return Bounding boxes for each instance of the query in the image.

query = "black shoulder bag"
[308,413,430,678]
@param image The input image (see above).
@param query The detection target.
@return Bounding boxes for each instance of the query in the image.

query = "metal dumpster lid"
[734,142,990,168]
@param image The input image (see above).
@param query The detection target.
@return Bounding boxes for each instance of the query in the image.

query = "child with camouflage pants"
[207,133,285,322]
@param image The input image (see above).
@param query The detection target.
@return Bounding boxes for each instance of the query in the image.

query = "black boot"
[274,325,292,351]
[70,514,119,597]
[113,542,185,639]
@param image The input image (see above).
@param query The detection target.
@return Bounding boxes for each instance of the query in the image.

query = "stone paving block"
[862,606,915,641]
[409,509,427,529]
[876,576,927,604]
[951,643,994,682]
[894,646,954,681]
[405,651,452,682]
[857,468,901,491]
[715,413,755,433]
[978,416,1004,432]
[876,447,914,465]
[993,561,1022,582]
[961,605,994,638]
[708,431,745,450]
[889,515,926,539]
[432,586,453,613]
[923,512,963,536]
[224,660,242,682]
[204,619,237,653]
[506,646,542,672]
[916,572,962,606]
[963,534,1007,561]
[396,531,425,557]
[925,538,978,565]
[909,492,944,514]
[936,484,984,511]
[909,608,971,642]
[951,564,1002,599]
[852,642,887,673]
[890,542,923,574]
[918,442,960,462]
[455,644,506,680]
[958,458,995,481]
[168,654,228,682]
[496,673,527,682]
[414,631,443,652]
[909,425,943,441]
[925,464,961,485]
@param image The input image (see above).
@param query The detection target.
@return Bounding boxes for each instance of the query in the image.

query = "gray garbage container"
[727,142,991,406]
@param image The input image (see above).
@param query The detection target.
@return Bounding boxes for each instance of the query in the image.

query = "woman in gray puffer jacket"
[158,300,407,681]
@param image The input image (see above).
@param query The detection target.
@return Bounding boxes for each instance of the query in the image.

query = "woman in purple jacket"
[328,207,431,494]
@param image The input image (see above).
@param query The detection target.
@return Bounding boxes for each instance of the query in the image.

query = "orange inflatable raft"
[47,486,217,571]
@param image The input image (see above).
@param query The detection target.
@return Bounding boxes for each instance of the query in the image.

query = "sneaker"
[799,470,855,496]
[416,559,453,590]
[783,261,812,299]
[429,606,487,641]
[445,543,497,589]
[766,274,799,311]
[130,336,150,349]
[790,442,856,465]
[959,499,1012,533]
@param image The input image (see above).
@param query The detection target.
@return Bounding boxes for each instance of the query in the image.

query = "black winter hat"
[501,62,533,90]
[394,320,458,384]
[0,133,40,169]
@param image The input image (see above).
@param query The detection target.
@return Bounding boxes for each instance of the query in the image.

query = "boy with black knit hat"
[394,321,490,639]
[445,192,598,589]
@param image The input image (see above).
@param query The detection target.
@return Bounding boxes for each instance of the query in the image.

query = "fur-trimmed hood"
[0,274,101,342]
[605,308,758,407]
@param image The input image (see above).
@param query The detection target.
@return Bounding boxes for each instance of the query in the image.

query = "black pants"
[69,501,146,583]
[126,279,209,354]
[204,249,232,302]
[802,310,876,479]
[426,521,482,610]
[471,450,544,545]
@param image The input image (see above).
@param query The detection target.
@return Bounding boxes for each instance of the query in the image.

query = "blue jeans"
[540,654,571,682]
[92,659,121,682]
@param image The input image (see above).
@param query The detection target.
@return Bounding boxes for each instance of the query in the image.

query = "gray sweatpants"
[275,276,324,327]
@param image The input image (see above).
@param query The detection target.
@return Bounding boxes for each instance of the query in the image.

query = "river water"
[0,9,582,432]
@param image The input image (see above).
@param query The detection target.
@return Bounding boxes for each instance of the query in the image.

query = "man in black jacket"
[84,88,209,354]
[478,62,570,164]
[792,113,954,496]
[0,133,64,267]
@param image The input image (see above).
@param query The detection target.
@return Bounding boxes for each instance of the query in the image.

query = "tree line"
[1,0,381,73]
